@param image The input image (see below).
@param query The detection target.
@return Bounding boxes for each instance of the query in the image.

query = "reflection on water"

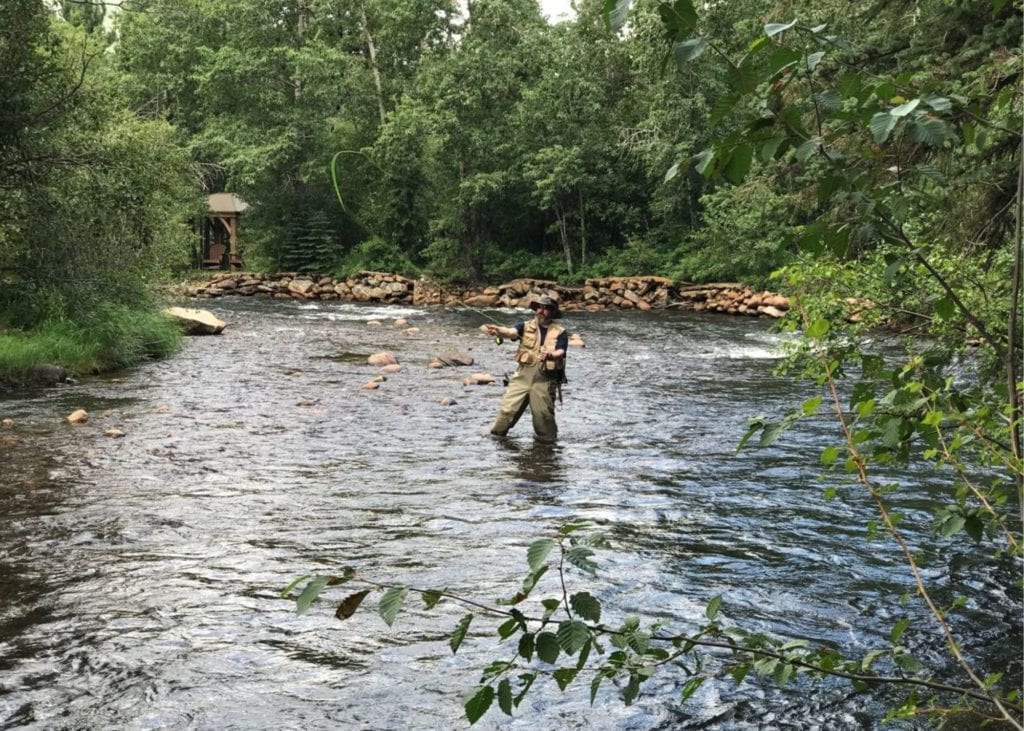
[0,298,1019,730]
[497,437,565,486]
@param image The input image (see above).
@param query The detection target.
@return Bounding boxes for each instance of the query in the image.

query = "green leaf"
[694,148,715,176]
[450,613,473,654]
[758,421,785,447]
[795,138,821,164]
[813,89,843,112]
[802,396,822,415]
[498,617,520,639]
[664,162,680,183]
[497,678,513,716]
[658,0,699,38]
[939,513,965,537]
[623,672,641,706]
[566,546,598,575]
[559,521,596,535]
[705,594,723,621]
[281,574,312,599]
[590,670,610,705]
[526,538,555,572]
[870,111,897,143]
[934,297,955,321]
[890,99,920,117]
[805,51,825,71]
[296,576,329,615]
[893,650,924,673]
[514,673,536,707]
[378,586,407,627]
[518,632,535,661]
[964,514,984,541]
[673,36,710,65]
[891,617,910,643]
[915,163,947,187]
[807,319,830,338]
[906,118,952,146]
[773,661,795,686]
[823,486,838,500]
[536,631,561,663]
[723,144,753,184]
[464,685,494,724]
[557,620,591,654]
[335,589,371,620]
[603,0,632,32]
[761,135,787,163]
[554,667,579,691]
[709,93,740,127]
[768,46,800,75]
[729,663,750,684]
[821,445,840,465]
[570,592,602,622]
[922,93,952,113]
[680,676,705,701]
[422,589,445,609]
[764,20,796,37]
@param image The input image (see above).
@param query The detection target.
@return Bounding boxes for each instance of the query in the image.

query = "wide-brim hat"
[529,295,561,318]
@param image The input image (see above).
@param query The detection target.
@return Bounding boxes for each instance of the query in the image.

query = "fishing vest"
[515,320,565,375]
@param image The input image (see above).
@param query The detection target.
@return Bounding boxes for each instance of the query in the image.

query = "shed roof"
[207,193,249,214]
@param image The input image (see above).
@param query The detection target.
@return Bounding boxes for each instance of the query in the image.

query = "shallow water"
[0,298,1019,730]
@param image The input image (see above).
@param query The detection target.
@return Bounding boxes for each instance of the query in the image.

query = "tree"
[0,1,198,328]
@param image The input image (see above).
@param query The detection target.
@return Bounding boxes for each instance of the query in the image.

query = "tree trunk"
[578,188,587,271]
[294,0,307,102]
[556,202,573,276]
[359,3,387,126]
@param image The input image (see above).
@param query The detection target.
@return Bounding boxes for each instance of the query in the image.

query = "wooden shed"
[199,193,248,269]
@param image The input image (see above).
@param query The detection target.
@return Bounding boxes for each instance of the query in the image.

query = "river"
[0,298,1019,730]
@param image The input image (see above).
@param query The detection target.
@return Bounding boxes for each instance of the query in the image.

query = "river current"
[0,298,1019,730]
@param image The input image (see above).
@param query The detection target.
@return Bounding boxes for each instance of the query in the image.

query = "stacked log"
[181,271,790,317]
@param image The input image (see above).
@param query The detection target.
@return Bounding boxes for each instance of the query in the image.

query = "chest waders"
[489,321,565,442]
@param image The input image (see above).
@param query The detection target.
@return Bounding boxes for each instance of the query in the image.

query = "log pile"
[182,272,791,318]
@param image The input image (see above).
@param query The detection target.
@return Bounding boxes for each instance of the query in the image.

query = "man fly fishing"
[483,296,568,442]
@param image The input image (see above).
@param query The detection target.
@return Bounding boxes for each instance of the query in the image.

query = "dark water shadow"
[496,437,565,486]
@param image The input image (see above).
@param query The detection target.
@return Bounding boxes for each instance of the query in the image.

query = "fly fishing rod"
[453,301,508,344]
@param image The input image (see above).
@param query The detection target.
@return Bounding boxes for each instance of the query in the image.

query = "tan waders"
[489,316,565,441]
[489,361,559,442]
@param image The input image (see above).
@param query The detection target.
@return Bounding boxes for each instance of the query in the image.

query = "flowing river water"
[0,298,1019,730]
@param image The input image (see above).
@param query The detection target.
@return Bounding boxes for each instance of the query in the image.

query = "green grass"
[0,305,182,382]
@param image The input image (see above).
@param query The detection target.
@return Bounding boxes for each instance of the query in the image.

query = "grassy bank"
[0,305,181,384]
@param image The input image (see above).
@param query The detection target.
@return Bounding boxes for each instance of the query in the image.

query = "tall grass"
[0,304,181,382]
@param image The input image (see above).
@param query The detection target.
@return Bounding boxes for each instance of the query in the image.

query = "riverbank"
[177,271,792,319]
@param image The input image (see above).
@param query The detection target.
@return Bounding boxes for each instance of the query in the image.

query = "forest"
[0,0,1021,725]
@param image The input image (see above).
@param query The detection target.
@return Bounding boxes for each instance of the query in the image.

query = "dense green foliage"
[0,1,198,373]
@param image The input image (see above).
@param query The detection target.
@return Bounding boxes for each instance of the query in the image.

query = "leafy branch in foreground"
[282,522,1021,726]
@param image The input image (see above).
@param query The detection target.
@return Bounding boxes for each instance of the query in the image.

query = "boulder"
[462,372,496,385]
[433,350,474,367]
[367,352,397,366]
[27,364,67,387]
[66,409,88,424]
[163,307,226,335]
